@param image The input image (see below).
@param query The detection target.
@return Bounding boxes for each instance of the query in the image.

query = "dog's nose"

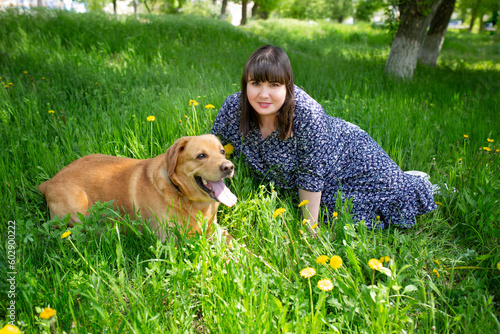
[220,161,234,175]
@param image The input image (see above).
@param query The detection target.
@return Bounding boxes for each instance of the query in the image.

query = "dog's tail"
[38,180,49,195]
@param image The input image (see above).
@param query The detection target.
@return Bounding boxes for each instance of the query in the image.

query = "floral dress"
[211,86,437,228]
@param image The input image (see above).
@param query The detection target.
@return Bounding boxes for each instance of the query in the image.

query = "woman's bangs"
[247,60,287,84]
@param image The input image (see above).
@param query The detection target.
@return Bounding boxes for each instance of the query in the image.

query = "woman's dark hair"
[240,45,295,140]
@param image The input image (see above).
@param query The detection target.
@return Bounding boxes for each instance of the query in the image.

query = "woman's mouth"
[258,102,271,108]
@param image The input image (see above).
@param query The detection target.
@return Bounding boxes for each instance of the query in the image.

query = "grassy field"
[0,8,499,333]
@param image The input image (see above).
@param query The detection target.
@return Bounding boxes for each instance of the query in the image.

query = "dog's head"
[166,134,237,206]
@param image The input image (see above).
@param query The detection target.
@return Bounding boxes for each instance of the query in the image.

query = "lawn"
[0,8,499,333]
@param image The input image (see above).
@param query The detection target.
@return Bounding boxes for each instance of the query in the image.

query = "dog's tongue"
[208,180,237,207]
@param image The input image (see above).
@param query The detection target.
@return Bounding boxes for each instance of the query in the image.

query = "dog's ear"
[165,137,189,177]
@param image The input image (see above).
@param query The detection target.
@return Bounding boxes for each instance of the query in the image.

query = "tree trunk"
[143,0,151,14]
[385,0,443,79]
[220,0,228,20]
[252,3,259,17]
[468,0,483,32]
[241,0,248,25]
[133,0,138,19]
[418,0,456,67]
[112,0,117,14]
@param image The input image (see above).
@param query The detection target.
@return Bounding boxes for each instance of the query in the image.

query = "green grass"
[0,8,499,333]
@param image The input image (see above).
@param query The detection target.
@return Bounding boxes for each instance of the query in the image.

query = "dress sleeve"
[210,92,242,152]
[293,100,329,193]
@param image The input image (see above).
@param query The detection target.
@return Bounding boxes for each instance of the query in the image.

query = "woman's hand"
[298,189,322,238]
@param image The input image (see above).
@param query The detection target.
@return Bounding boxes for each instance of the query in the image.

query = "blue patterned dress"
[211,86,437,228]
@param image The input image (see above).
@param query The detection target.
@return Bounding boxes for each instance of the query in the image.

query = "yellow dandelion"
[497,149,500,153]
[273,208,286,218]
[147,115,155,122]
[224,143,234,156]
[0,324,20,334]
[317,279,334,292]
[376,215,380,220]
[41,77,45,80]
[48,110,55,114]
[380,256,391,263]
[23,71,28,74]
[184,115,189,119]
[298,199,309,207]
[189,99,199,106]
[40,307,57,319]
[458,158,462,162]
[299,230,304,235]
[205,104,215,109]
[329,255,343,270]
[434,259,441,266]
[487,138,494,143]
[95,82,99,85]
[368,258,383,271]
[463,135,469,139]
[483,147,491,152]
[435,202,442,205]
[61,231,71,239]
[332,211,338,218]
[497,261,500,271]
[300,267,316,278]
[302,219,309,225]
[310,223,318,229]
[432,269,439,278]
[316,255,329,265]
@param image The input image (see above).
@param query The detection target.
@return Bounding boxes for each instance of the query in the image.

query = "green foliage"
[355,0,385,22]
[0,8,499,333]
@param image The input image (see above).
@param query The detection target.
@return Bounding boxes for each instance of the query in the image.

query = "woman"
[211,45,436,229]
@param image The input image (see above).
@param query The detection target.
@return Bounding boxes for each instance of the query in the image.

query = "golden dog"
[38,134,237,242]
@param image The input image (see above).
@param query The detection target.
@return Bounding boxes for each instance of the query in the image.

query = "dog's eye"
[196,153,206,160]
[221,149,225,155]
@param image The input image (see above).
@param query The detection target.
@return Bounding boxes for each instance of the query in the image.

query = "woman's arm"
[299,189,321,235]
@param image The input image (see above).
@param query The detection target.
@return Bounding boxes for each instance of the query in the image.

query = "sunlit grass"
[0,8,499,333]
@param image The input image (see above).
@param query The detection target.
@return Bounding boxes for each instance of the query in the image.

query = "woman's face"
[246,79,287,119]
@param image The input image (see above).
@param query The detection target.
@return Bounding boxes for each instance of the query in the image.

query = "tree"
[251,0,281,19]
[220,0,228,20]
[418,0,456,67]
[326,0,353,23]
[241,0,248,25]
[354,0,385,22]
[385,0,444,79]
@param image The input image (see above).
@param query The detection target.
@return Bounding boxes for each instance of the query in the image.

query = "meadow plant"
[0,9,498,333]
